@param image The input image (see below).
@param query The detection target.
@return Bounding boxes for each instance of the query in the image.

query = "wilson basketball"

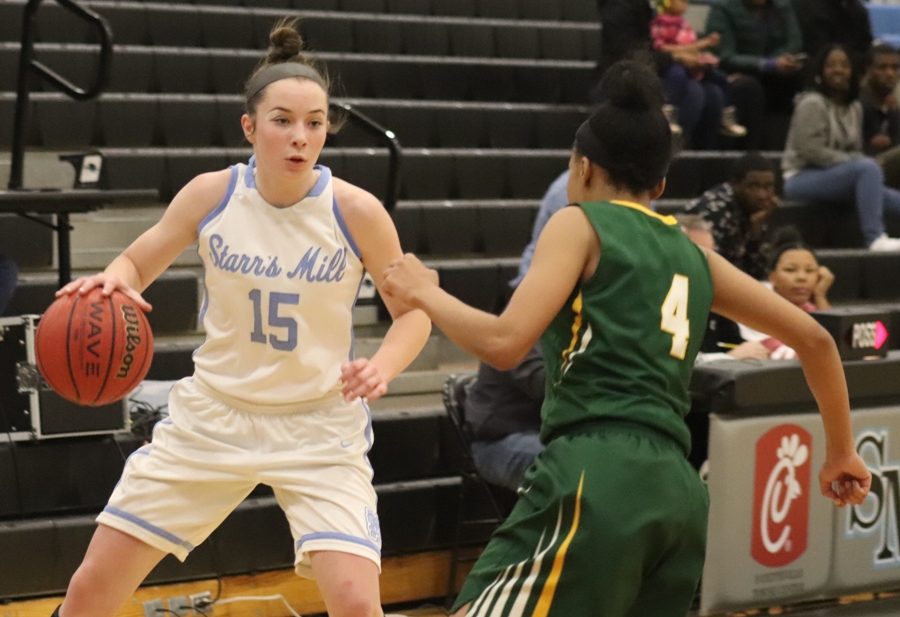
[35,288,154,407]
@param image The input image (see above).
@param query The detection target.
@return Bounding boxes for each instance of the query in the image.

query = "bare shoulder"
[165,168,235,226]
[332,176,386,224]
[332,176,402,265]
[178,168,234,205]
[543,204,593,240]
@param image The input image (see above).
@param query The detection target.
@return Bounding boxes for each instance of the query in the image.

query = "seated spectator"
[593,0,721,149]
[685,152,779,279]
[861,43,900,189]
[782,44,900,251]
[704,0,804,150]
[652,0,746,140]
[792,0,872,66]
[0,255,18,316]
[464,344,544,492]
[511,170,568,287]
[739,226,834,358]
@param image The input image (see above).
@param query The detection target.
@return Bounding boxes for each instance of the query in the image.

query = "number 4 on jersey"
[661,274,690,360]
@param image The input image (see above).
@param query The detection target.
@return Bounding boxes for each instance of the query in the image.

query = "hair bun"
[600,60,664,112]
[770,225,805,250]
[267,20,304,63]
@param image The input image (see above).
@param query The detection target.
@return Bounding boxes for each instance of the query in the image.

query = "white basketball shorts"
[97,377,380,577]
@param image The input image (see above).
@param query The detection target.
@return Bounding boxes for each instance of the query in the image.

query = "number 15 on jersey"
[249,289,300,352]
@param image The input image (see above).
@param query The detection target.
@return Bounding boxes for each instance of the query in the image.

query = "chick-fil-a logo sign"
[752,425,812,567]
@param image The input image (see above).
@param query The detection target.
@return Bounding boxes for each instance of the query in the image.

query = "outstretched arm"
[707,250,870,506]
[383,206,594,370]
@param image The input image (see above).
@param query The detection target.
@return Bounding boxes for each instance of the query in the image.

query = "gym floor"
[384,593,900,617]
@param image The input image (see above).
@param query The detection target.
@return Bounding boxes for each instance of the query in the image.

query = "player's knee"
[60,563,104,616]
[326,593,380,617]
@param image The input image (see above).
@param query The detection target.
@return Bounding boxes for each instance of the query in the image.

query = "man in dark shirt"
[861,43,900,189]
[595,0,678,79]
[685,153,779,279]
[593,0,720,148]
[792,0,872,63]
[464,344,544,492]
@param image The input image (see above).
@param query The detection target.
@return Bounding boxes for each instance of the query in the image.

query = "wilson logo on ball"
[117,303,145,380]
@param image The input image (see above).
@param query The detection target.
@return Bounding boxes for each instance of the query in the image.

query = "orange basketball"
[36,288,154,407]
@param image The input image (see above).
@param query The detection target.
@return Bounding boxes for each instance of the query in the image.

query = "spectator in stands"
[651,0,746,140]
[783,44,900,251]
[49,18,432,617]
[0,255,17,316]
[676,214,769,362]
[767,226,834,311]
[511,170,568,287]
[384,59,869,617]
[739,226,835,359]
[465,344,544,492]
[704,0,804,150]
[685,152,779,279]
[593,0,722,149]
[861,43,900,189]
[792,0,872,65]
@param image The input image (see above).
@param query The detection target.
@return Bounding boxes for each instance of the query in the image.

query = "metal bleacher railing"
[3,0,156,287]
[331,99,402,212]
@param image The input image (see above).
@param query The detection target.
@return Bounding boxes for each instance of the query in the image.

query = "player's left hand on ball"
[382,254,439,304]
[340,358,388,402]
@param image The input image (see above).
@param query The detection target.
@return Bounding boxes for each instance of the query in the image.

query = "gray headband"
[246,62,326,101]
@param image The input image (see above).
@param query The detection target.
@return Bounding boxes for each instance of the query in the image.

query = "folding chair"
[442,373,511,607]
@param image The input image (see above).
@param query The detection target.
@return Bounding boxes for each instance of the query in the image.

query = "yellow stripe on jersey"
[561,292,583,366]
[609,199,678,225]
[533,471,586,617]
[560,293,590,379]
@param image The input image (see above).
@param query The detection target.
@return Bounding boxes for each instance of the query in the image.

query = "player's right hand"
[56,274,152,313]
[819,451,872,507]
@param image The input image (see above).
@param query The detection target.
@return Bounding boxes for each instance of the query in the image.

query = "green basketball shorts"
[452,420,709,617]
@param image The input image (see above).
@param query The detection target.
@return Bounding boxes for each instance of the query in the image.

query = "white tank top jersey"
[192,158,365,408]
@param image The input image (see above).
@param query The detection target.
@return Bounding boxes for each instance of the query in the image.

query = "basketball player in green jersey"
[383,60,871,617]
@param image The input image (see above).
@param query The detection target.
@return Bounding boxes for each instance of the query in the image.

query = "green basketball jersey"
[540,200,714,454]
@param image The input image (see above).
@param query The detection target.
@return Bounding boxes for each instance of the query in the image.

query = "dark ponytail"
[766,226,816,272]
[574,60,672,194]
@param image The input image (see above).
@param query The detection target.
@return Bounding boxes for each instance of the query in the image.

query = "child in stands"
[740,226,834,359]
[49,18,430,617]
[651,0,747,140]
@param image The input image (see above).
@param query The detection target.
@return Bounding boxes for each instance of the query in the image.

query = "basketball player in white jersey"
[51,18,432,617]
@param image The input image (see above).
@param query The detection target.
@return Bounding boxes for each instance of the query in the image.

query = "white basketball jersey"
[193,159,365,407]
